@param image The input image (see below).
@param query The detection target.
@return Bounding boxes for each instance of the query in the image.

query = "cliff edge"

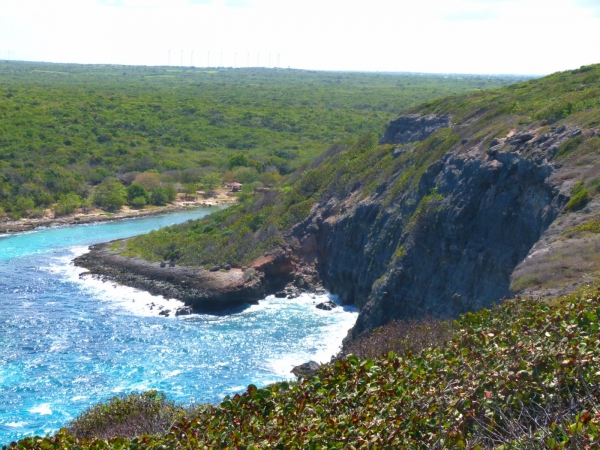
[76,65,600,341]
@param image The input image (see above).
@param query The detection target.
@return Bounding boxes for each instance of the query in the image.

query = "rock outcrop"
[379,113,451,145]
[285,117,599,339]
[291,361,321,378]
[75,243,268,312]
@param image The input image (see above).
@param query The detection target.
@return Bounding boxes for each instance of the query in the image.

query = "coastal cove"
[0,208,357,443]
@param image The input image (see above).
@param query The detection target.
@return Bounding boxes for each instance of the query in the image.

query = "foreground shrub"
[65,390,183,440]
[10,291,600,448]
[339,316,454,360]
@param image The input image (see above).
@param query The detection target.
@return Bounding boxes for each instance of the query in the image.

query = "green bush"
[125,184,149,204]
[92,179,127,211]
[65,391,184,440]
[130,196,147,208]
[150,187,168,205]
[54,193,82,216]
[563,188,591,212]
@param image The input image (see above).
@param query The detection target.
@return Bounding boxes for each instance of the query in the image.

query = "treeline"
[0,61,527,219]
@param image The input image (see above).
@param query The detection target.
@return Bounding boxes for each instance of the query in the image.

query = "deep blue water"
[0,209,357,443]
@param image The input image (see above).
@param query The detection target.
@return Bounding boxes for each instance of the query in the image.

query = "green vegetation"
[418,64,600,129]
[65,391,185,441]
[574,218,600,234]
[0,61,521,219]
[10,288,600,448]
[564,189,591,213]
[120,64,600,269]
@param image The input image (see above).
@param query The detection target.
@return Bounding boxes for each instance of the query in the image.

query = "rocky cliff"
[290,119,600,337]
[77,65,600,341]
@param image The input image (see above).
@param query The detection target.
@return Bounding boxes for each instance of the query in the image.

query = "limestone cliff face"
[287,115,597,338]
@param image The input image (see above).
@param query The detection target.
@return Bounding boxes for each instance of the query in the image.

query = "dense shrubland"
[0,61,521,219]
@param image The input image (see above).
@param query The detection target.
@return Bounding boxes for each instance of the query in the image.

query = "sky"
[0,0,598,75]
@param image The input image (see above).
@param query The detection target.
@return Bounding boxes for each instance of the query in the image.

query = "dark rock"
[209,266,220,272]
[510,131,535,143]
[160,261,166,268]
[158,309,171,317]
[175,306,194,316]
[316,301,338,311]
[169,259,176,267]
[291,361,321,378]
[222,264,231,271]
[274,291,287,298]
[380,114,452,145]
[73,245,266,314]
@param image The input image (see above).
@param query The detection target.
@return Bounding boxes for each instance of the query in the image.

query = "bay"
[0,208,357,443]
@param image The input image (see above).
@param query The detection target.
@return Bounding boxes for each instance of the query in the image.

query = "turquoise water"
[0,209,357,443]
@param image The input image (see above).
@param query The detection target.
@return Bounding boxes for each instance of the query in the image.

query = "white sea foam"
[41,246,186,318]
[4,422,27,428]
[263,293,358,377]
[29,404,52,416]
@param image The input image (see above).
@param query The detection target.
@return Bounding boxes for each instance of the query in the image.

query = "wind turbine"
[191,50,195,67]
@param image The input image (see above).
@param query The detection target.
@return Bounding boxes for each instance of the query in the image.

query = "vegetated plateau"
[6,62,600,447]
[0,61,518,221]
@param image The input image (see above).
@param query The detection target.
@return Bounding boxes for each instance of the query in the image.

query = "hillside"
[0,61,519,219]
[78,64,600,337]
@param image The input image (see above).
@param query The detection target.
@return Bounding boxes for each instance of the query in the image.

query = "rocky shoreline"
[74,243,326,315]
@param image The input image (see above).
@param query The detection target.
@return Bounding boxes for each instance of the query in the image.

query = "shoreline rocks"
[74,242,267,313]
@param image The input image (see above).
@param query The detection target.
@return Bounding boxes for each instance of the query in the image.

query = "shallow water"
[0,209,357,443]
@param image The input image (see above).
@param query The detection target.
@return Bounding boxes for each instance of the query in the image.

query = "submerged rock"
[316,301,338,311]
[175,306,194,316]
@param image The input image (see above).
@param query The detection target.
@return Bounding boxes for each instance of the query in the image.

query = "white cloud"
[0,0,598,74]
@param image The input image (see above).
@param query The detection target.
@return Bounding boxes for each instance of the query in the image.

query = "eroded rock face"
[379,114,452,145]
[288,124,585,339]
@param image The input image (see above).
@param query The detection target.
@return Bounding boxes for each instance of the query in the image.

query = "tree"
[132,172,161,191]
[150,187,168,205]
[228,153,250,170]
[183,183,197,200]
[131,196,147,208]
[202,172,221,192]
[93,179,127,211]
[260,170,283,187]
[163,184,177,202]
[126,184,150,204]
[54,193,82,216]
